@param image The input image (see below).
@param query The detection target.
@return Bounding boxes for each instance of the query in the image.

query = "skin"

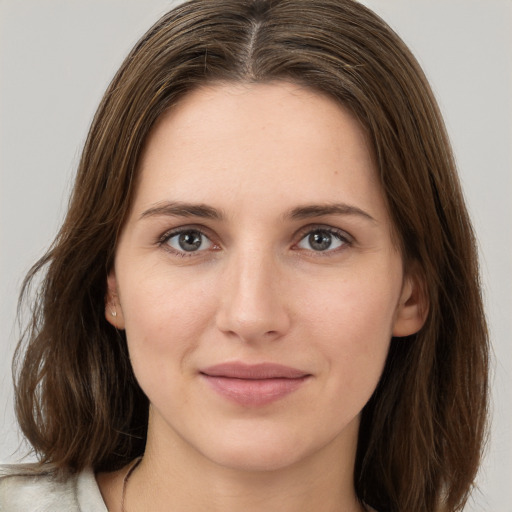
[98,82,426,512]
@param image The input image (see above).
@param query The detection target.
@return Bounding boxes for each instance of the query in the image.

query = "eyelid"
[157,225,220,256]
[292,224,354,253]
[294,224,353,242]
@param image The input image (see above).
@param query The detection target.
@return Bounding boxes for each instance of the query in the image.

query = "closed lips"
[199,362,310,379]
[199,362,311,406]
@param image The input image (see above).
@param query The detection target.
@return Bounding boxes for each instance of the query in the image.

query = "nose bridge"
[216,241,290,342]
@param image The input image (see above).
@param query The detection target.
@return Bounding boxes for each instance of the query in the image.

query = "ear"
[105,270,125,329]
[392,268,429,337]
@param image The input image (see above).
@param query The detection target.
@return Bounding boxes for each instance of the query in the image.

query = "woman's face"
[107,82,424,472]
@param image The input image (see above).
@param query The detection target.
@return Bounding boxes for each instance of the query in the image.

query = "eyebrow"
[140,201,224,220]
[287,203,376,223]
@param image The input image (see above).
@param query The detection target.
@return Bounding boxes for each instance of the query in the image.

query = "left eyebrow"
[286,203,376,223]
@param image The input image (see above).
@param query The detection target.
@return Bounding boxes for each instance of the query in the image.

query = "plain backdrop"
[1,1,510,510]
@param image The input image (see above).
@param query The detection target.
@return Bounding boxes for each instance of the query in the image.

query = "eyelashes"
[157,224,353,258]
[164,229,216,254]
[294,227,350,253]
[157,226,219,257]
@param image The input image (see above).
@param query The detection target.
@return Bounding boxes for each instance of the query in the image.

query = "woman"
[0,1,488,511]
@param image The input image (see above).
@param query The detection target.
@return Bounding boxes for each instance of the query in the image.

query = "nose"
[215,247,291,344]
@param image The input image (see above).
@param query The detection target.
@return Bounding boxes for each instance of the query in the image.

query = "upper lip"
[200,362,310,379]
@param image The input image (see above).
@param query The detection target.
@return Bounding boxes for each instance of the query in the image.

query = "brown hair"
[14,1,488,511]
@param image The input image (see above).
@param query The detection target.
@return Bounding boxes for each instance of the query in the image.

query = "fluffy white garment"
[0,465,107,512]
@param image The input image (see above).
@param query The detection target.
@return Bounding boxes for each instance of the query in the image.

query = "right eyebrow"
[139,201,224,221]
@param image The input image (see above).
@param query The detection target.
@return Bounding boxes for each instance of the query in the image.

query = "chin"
[207,443,307,473]
[196,425,345,474]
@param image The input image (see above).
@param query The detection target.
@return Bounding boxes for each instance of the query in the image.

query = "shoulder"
[0,464,107,512]
[0,465,78,511]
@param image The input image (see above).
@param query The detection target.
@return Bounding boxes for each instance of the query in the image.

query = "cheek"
[119,267,217,380]
[299,264,401,395]
[301,263,401,340]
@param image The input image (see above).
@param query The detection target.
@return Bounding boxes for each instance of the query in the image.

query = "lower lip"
[201,375,309,406]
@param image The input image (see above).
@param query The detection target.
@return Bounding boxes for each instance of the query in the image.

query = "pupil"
[178,231,202,251]
[309,231,332,251]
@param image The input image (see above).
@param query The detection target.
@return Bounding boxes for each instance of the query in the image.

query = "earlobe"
[105,271,125,329]
[392,271,429,337]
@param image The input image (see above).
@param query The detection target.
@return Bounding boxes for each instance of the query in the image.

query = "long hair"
[14,1,488,511]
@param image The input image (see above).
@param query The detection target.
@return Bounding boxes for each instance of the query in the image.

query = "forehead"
[133,81,385,221]
[143,81,372,164]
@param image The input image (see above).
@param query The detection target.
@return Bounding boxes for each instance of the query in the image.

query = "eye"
[164,229,214,253]
[296,228,348,252]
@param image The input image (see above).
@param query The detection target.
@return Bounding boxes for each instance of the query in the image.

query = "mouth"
[199,362,311,406]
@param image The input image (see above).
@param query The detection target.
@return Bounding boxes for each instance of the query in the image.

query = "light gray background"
[1,1,510,509]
